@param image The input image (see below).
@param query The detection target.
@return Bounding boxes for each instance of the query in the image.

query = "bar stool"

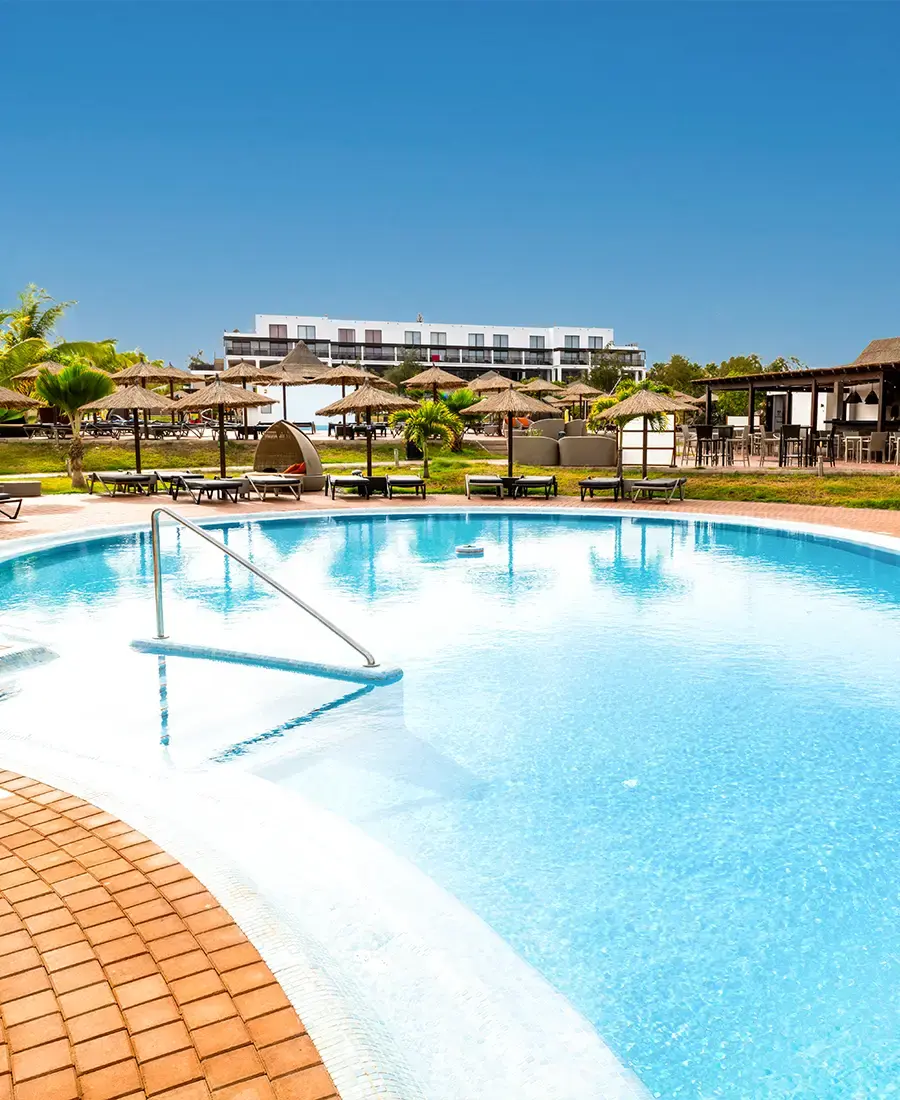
[780,424,803,466]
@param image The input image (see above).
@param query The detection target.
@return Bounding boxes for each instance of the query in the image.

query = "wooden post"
[748,384,755,432]
[641,415,648,478]
[705,385,713,424]
[366,407,373,477]
[810,379,819,431]
[835,378,845,422]
[217,404,227,477]
[507,412,514,478]
[132,409,142,474]
[877,371,885,432]
[786,389,794,424]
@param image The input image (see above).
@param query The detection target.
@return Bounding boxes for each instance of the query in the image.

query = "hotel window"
[588,336,604,349]
[493,334,509,348]
[404,330,422,345]
[469,333,484,347]
[565,335,580,349]
[430,332,447,346]
[297,325,316,340]
[337,328,356,343]
[269,324,288,339]
[364,329,382,344]
[529,335,545,349]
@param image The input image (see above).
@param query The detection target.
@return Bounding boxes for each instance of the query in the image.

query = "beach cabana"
[402,366,468,400]
[253,421,326,491]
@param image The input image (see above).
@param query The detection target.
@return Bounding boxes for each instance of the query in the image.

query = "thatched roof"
[81,385,175,412]
[469,371,512,393]
[0,385,42,410]
[277,340,328,377]
[112,361,193,383]
[519,379,559,394]
[219,360,280,384]
[596,389,696,420]
[177,379,277,411]
[853,338,900,367]
[309,365,395,389]
[402,366,467,390]
[12,361,67,381]
[462,386,557,417]
[316,383,418,416]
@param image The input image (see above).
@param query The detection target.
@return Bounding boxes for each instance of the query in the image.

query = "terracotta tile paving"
[0,774,339,1100]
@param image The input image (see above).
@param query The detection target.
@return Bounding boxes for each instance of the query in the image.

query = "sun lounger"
[242,473,303,501]
[327,474,371,499]
[0,494,23,520]
[630,477,687,502]
[387,475,426,499]
[465,474,503,499]
[514,475,557,499]
[579,477,623,502]
[172,477,245,503]
[89,473,159,496]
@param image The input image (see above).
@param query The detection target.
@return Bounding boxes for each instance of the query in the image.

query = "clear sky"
[2,1,898,370]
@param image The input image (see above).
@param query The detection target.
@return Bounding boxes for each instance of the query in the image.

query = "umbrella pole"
[642,415,648,478]
[282,382,287,422]
[218,404,227,477]
[342,384,347,435]
[242,380,248,429]
[507,412,514,478]
[169,382,175,425]
[132,409,142,474]
[366,408,373,477]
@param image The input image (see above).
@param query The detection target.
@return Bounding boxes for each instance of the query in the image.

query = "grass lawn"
[4,438,900,508]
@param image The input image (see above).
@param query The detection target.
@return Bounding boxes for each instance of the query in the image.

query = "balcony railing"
[361,345,394,361]
[561,350,590,365]
[332,344,361,361]
[525,351,553,366]
[461,349,489,363]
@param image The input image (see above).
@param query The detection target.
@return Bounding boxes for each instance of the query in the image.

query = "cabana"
[253,420,326,491]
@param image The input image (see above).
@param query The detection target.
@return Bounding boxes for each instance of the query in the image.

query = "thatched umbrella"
[462,386,557,477]
[469,371,511,393]
[112,360,196,428]
[519,378,560,395]
[0,386,42,410]
[219,360,280,428]
[80,386,175,474]
[596,389,696,477]
[12,361,67,385]
[403,365,468,400]
[178,380,276,476]
[562,380,604,419]
[277,340,328,377]
[316,383,417,476]
[308,365,395,435]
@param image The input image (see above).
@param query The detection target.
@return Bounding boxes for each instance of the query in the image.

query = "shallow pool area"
[3,509,900,1099]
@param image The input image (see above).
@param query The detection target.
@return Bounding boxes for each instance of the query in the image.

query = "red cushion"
[284,462,306,475]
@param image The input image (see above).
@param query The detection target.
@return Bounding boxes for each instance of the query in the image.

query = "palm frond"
[34,362,116,419]
[0,338,47,386]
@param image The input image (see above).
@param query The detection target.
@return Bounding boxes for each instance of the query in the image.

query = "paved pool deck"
[0,772,338,1100]
[4,488,900,543]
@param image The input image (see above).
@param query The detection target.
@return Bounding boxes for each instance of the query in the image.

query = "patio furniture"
[172,477,244,504]
[465,474,503,499]
[242,474,303,501]
[327,474,371,499]
[679,424,696,466]
[755,428,779,465]
[291,421,316,434]
[630,477,687,502]
[88,472,159,496]
[253,421,326,492]
[0,494,23,520]
[779,424,804,467]
[387,475,427,498]
[843,433,865,463]
[863,431,888,462]
[694,425,715,465]
[578,477,624,502]
[514,475,557,499]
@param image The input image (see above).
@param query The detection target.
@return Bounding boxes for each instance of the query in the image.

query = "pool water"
[2,511,900,1099]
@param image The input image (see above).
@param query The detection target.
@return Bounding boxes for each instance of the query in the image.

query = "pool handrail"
[149,506,379,667]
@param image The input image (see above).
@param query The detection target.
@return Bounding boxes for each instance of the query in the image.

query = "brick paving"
[0,772,338,1100]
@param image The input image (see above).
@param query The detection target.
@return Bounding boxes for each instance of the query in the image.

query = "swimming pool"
[2,509,900,1099]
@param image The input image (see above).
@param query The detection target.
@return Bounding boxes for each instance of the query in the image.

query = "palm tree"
[34,362,115,489]
[441,388,478,451]
[0,284,119,386]
[389,400,462,478]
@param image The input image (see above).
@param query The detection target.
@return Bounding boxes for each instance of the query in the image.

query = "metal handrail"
[149,507,378,667]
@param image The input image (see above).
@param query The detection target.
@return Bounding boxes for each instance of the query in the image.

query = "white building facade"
[221,313,645,425]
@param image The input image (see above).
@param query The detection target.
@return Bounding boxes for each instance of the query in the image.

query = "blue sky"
[2,1,898,369]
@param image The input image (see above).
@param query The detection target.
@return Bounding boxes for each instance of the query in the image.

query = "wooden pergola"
[697,339,900,434]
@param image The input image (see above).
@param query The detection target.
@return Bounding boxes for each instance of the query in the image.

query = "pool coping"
[4,504,900,1099]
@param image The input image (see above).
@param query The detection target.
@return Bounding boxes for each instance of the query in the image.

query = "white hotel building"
[221,314,645,424]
